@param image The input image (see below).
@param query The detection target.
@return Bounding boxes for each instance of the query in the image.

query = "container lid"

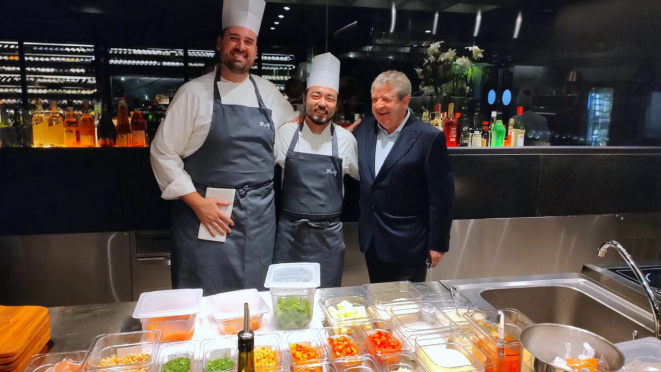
[133,288,203,319]
[208,288,270,321]
[264,263,320,289]
[616,337,661,365]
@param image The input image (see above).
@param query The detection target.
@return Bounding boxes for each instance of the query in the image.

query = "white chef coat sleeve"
[344,133,360,181]
[272,89,299,130]
[150,86,200,200]
[274,123,296,168]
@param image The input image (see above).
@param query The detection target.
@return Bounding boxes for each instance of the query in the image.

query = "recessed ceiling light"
[270,27,275,30]
[425,30,431,33]
[278,15,284,18]
[284,6,290,10]
[274,21,280,25]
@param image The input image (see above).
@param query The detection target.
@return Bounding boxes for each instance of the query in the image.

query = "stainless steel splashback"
[341,214,661,286]
[429,213,661,281]
[0,232,132,306]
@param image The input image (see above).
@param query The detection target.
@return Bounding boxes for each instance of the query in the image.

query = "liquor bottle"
[0,102,12,147]
[422,108,430,124]
[32,99,48,147]
[147,113,160,145]
[458,105,471,147]
[490,111,497,129]
[78,100,97,147]
[130,109,147,147]
[512,106,526,146]
[481,121,490,147]
[98,104,117,147]
[490,119,506,147]
[63,107,78,147]
[505,119,515,146]
[443,103,457,147]
[47,101,64,147]
[13,108,32,147]
[115,97,132,147]
[237,303,255,372]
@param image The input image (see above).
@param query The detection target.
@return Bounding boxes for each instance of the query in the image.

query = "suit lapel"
[374,116,421,183]
[364,122,377,182]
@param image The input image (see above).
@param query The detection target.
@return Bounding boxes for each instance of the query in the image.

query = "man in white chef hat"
[150,0,298,295]
[273,52,360,288]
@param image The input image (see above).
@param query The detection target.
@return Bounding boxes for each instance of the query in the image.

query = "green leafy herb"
[163,357,190,372]
[275,296,312,329]
[205,355,235,371]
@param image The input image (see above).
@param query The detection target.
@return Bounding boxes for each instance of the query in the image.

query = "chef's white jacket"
[150,69,297,200]
[275,121,360,182]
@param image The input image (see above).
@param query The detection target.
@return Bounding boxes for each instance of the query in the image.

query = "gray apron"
[273,124,345,288]
[170,69,276,295]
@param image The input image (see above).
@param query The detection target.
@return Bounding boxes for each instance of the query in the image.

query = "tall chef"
[273,53,360,288]
[150,0,298,295]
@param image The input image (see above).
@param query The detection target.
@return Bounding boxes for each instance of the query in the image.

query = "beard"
[221,49,252,74]
[306,107,334,126]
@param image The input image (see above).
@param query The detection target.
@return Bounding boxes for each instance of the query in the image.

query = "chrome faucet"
[598,240,661,339]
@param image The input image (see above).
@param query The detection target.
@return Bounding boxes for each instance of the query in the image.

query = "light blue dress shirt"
[375,110,411,176]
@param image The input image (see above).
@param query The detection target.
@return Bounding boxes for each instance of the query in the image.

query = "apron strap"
[288,122,340,158]
[213,67,221,101]
[212,69,274,129]
[248,75,275,129]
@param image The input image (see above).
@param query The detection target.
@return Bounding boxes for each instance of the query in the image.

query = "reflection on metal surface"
[429,214,661,281]
[446,274,655,344]
[0,232,132,306]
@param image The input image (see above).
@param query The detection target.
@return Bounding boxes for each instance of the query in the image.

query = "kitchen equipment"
[264,263,320,330]
[132,288,202,342]
[208,289,270,334]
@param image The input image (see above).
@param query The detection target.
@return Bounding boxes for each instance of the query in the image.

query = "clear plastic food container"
[25,350,89,372]
[320,296,373,326]
[616,337,661,372]
[415,338,488,372]
[357,321,409,358]
[158,341,197,372]
[425,293,474,333]
[321,327,365,360]
[332,355,381,372]
[82,330,161,372]
[254,333,287,372]
[363,283,423,322]
[376,352,423,372]
[464,309,534,372]
[133,289,203,342]
[264,263,320,330]
[293,362,337,372]
[207,289,270,335]
[285,329,328,367]
[201,337,238,372]
[388,301,455,348]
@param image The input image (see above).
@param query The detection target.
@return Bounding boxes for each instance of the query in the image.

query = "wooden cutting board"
[0,320,50,365]
[0,306,50,359]
[0,330,50,372]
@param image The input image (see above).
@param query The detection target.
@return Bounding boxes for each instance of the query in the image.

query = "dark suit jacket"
[354,114,455,265]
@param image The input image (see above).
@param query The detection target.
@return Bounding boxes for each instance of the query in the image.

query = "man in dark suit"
[353,70,455,283]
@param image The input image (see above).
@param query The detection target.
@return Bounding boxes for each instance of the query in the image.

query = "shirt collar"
[378,109,410,136]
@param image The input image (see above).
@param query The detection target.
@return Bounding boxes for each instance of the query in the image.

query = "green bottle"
[490,119,506,147]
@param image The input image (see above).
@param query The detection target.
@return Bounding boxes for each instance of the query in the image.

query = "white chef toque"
[222,0,266,36]
[306,52,340,93]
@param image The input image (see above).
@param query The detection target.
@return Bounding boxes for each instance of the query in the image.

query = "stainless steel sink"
[443,273,656,343]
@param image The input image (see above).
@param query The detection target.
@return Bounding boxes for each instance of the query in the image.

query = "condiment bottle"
[237,303,255,372]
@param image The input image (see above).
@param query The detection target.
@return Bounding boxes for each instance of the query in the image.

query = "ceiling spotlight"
[270,27,275,30]
[425,30,431,34]
[121,77,125,81]
[278,14,284,18]
[284,6,290,10]
[274,21,280,25]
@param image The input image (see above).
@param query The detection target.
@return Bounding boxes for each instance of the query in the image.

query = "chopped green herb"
[163,357,190,372]
[205,355,235,371]
[275,296,312,329]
